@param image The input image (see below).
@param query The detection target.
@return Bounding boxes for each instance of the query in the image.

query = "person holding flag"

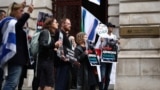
[0,1,34,90]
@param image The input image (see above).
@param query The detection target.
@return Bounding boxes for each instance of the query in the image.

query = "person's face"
[50,19,58,33]
[51,19,59,29]
[14,7,24,19]
[83,34,88,42]
[63,19,71,31]
[108,27,113,33]
[70,37,75,43]
[0,12,6,20]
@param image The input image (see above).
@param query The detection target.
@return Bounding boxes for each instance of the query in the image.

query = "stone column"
[116,0,160,90]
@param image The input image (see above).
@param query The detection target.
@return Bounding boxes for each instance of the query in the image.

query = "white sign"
[96,23,108,38]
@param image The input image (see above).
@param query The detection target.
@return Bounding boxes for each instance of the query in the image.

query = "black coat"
[74,45,97,90]
[38,29,55,63]
[54,29,71,67]
[9,13,30,66]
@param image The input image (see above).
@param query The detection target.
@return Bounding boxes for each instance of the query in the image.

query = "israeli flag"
[0,17,17,67]
[89,0,100,5]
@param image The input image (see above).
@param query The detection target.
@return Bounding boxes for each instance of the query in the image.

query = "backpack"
[30,30,51,57]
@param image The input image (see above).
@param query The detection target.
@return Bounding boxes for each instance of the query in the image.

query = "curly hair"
[76,32,86,45]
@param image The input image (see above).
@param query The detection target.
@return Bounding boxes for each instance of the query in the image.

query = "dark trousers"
[55,64,70,90]
[0,68,3,90]
[18,75,24,90]
[99,63,113,90]
[18,66,27,90]
[32,62,39,90]
[70,65,77,89]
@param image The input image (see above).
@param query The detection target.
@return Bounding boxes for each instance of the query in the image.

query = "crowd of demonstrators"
[0,9,6,90]
[0,1,119,90]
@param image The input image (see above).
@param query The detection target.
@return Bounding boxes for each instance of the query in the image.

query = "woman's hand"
[100,38,104,42]
[27,4,34,14]
[55,40,62,48]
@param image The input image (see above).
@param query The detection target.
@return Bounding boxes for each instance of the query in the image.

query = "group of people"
[0,1,120,90]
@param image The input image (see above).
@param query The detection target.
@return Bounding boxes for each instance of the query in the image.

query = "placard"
[66,48,77,61]
[101,50,117,63]
[88,54,99,66]
[37,12,52,31]
[101,38,118,63]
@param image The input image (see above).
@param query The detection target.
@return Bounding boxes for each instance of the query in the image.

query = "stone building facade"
[109,0,160,90]
[0,0,160,90]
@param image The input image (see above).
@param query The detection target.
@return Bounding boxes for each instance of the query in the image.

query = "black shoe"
[71,85,77,89]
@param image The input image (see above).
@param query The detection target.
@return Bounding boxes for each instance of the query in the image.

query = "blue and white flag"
[81,7,108,49]
[89,0,100,5]
[81,7,104,82]
[0,17,17,67]
[81,7,100,42]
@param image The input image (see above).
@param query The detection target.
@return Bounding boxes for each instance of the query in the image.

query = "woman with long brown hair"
[37,17,59,90]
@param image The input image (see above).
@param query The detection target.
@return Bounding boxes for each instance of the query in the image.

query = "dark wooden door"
[52,0,81,37]
[52,0,108,36]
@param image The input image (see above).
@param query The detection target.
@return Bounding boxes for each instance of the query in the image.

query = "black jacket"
[75,45,97,89]
[38,30,55,63]
[54,29,71,67]
[9,13,30,66]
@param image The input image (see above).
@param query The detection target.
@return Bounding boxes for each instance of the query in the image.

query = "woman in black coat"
[75,32,97,90]
[37,17,60,90]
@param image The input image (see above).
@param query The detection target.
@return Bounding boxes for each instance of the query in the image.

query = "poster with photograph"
[101,38,118,63]
[37,12,52,31]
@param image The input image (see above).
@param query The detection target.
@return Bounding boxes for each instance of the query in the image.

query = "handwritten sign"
[96,23,108,38]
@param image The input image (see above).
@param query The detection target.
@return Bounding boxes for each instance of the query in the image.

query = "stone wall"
[115,0,160,90]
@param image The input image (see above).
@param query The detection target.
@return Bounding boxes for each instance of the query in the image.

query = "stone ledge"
[119,38,160,49]
[120,1,160,13]
[119,13,160,25]
[118,50,160,59]
[115,76,160,90]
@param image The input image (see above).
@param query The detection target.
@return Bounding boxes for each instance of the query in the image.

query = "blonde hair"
[7,2,25,17]
[76,32,86,45]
